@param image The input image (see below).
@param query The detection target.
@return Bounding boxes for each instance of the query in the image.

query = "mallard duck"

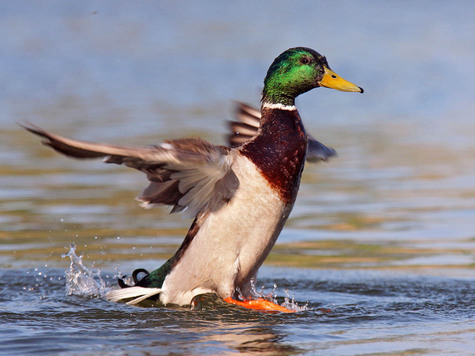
[23,47,362,312]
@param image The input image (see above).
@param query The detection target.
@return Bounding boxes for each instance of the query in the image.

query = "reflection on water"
[1,0,474,355]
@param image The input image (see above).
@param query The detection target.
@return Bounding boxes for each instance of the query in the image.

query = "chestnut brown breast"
[240,108,307,203]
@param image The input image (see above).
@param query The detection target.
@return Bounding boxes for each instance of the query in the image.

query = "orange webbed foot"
[224,297,296,313]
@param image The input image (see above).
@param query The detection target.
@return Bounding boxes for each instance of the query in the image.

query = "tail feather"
[106,286,162,305]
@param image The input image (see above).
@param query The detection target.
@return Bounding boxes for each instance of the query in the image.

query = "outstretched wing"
[306,134,337,162]
[22,123,239,218]
[228,102,337,162]
[227,102,261,148]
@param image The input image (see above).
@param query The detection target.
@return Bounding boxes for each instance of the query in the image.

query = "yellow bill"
[319,66,363,93]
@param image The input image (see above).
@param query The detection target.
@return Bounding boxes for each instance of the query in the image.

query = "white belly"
[159,154,293,305]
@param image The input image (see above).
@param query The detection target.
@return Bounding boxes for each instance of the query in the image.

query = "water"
[1,265,473,355]
[1,1,474,355]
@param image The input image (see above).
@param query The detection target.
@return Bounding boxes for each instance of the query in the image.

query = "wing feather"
[22,122,239,218]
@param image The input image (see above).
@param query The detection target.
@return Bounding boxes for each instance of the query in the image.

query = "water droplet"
[62,244,109,298]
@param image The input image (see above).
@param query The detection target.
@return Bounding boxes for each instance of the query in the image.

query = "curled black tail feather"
[118,268,150,288]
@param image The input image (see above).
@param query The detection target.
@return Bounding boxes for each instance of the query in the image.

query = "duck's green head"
[262,47,363,106]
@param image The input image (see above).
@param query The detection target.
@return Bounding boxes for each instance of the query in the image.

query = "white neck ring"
[262,102,297,111]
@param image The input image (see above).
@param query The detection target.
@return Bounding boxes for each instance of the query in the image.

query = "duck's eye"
[300,57,310,64]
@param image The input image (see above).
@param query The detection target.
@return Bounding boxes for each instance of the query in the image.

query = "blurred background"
[0,1,474,354]
[1,0,473,271]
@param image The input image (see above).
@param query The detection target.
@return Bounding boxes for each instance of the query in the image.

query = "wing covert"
[22,123,239,218]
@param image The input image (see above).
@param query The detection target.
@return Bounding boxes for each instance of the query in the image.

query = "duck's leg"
[224,297,295,313]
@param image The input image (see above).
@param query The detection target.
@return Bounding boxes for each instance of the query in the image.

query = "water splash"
[61,245,307,312]
[62,244,110,298]
[282,289,309,312]
[243,279,308,312]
